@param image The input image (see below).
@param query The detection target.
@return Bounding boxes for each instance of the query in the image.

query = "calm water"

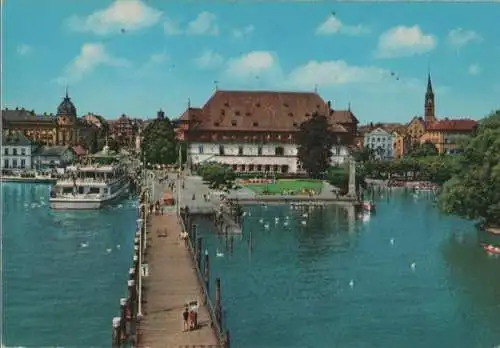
[198,190,500,348]
[2,183,137,347]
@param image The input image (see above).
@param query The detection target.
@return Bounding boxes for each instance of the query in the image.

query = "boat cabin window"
[103,188,108,194]
[62,187,73,194]
[89,187,100,194]
[78,187,84,194]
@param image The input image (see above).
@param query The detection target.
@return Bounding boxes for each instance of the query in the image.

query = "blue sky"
[3,0,499,124]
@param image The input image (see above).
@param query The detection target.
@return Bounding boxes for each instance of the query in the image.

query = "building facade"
[109,114,140,148]
[177,90,358,174]
[363,127,395,160]
[1,131,35,169]
[420,119,477,154]
[2,91,93,147]
[32,146,77,168]
[392,130,410,159]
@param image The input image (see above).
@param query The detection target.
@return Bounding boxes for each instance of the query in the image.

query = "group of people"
[182,304,198,331]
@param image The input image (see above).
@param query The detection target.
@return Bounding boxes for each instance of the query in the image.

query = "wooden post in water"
[224,330,231,348]
[119,298,127,341]
[196,237,202,270]
[112,317,121,348]
[230,235,234,254]
[128,279,136,319]
[203,252,210,291]
[215,277,222,327]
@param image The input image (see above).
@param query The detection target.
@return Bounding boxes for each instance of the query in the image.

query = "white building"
[178,90,358,174]
[32,146,77,168]
[189,142,349,173]
[363,127,395,160]
[1,131,35,169]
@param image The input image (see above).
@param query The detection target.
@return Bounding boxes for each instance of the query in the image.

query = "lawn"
[244,179,323,195]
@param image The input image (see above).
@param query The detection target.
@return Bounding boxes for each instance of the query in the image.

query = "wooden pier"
[136,212,220,348]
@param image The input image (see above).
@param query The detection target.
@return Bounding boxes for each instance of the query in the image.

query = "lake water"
[197,190,500,348]
[2,183,137,347]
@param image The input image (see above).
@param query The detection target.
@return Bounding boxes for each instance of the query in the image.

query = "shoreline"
[487,226,500,235]
[0,176,57,184]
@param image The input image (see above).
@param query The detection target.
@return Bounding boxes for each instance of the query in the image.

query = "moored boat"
[362,200,376,212]
[481,243,500,254]
[49,145,130,210]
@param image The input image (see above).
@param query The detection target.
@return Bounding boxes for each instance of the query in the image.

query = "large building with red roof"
[177,90,359,174]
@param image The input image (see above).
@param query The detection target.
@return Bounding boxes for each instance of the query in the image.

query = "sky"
[2,0,500,124]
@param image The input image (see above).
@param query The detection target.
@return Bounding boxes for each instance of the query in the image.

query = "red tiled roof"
[426,119,477,132]
[179,90,354,133]
[72,145,87,156]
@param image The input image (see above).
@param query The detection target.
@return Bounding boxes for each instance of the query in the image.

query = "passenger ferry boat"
[49,145,130,210]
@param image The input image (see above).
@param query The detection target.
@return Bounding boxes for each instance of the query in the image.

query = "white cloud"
[316,15,370,36]
[225,51,278,80]
[163,17,182,35]
[448,28,482,48]
[186,11,219,36]
[287,60,388,89]
[195,50,224,70]
[54,43,130,85]
[468,64,481,76]
[67,0,162,35]
[16,44,32,56]
[375,25,437,59]
[232,25,255,39]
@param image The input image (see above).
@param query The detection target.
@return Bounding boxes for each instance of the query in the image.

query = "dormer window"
[293,123,298,127]
[305,113,311,117]
[256,102,261,107]
[288,112,293,117]
[253,122,259,127]
[235,111,241,116]
[245,112,251,116]
[214,122,220,126]
[231,120,237,126]
[283,103,289,107]
[224,101,229,107]
[221,109,225,115]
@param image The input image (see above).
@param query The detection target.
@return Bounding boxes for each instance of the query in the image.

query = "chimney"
[157,109,165,120]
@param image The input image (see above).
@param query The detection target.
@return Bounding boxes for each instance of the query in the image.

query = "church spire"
[65,85,69,99]
[424,72,436,123]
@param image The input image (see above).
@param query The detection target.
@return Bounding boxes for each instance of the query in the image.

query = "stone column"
[347,155,357,199]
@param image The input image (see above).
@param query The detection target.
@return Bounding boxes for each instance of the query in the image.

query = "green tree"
[197,163,236,189]
[296,112,335,178]
[141,118,178,165]
[438,110,500,228]
[351,147,375,163]
[407,141,438,158]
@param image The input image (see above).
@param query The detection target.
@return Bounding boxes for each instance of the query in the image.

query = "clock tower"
[424,73,436,123]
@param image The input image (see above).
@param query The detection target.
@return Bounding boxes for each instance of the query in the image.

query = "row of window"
[231,164,290,173]
[199,145,286,156]
[197,145,344,156]
[3,148,27,156]
[3,159,27,168]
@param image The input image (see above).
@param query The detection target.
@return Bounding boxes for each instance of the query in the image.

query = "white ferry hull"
[50,181,130,210]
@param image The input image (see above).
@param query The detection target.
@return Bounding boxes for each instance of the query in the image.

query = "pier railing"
[180,208,230,348]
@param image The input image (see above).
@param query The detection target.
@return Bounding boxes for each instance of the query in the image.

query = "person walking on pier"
[182,306,189,331]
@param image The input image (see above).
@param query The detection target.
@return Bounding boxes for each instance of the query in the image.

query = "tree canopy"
[407,141,438,158]
[327,165,366,195]
[296,112,335,178]
[197,163,236,189]
[141,118,178,165]
[438,110,500,226]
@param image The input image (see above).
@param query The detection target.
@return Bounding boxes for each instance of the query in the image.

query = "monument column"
[347,155,357,199]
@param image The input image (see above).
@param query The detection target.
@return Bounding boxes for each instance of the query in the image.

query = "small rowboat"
[481,243,500,254]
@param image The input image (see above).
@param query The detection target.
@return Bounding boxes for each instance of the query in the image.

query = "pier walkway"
[138,211,219,347]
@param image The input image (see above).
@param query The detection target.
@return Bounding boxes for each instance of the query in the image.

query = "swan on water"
[390,238,395,245]
[116,244,121,249]
[264,223,270,230]
[301,220,307,225]
[283,221,289,226]
[80,242,89,248]
[349,280,354,288]
[410,262,416,271]
[259,218,264,224]
[302,213,308,218]
[106,248,112,253]
[216,249,224,257]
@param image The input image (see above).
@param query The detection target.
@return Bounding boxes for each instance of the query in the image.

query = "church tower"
[424,73,436,123]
